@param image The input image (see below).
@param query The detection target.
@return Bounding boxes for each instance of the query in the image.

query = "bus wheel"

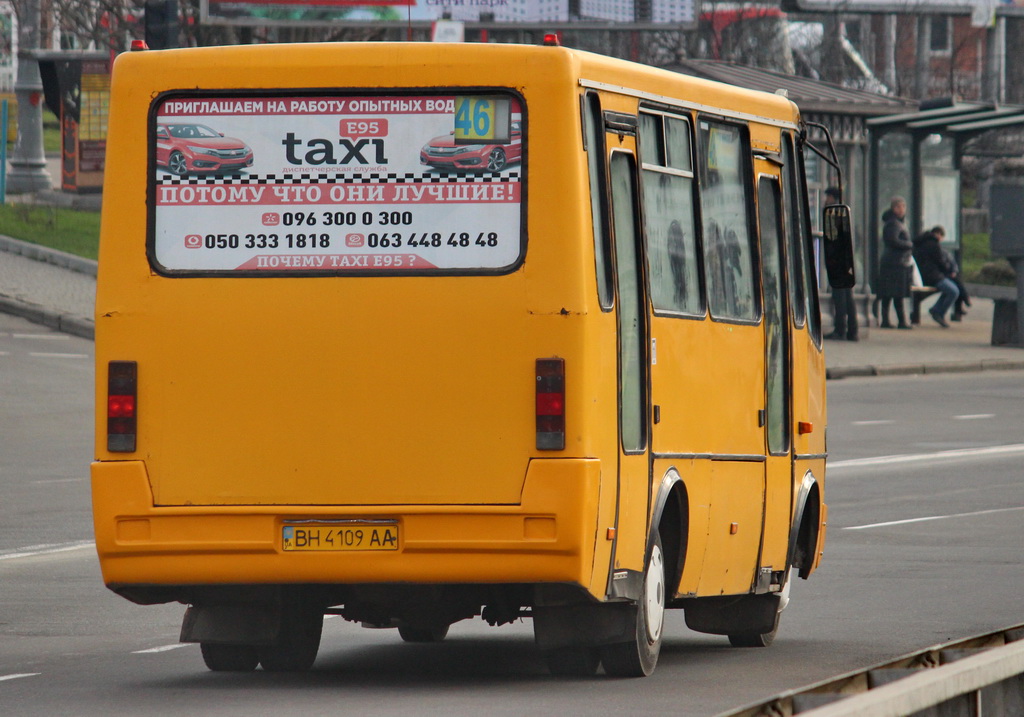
[542,646,601,677]
[728,616,779,648]
[600,534,665,677]
[168,151,188,176]
[728,568,790,648]
[200,643,260,672]
[486,148,506,172]
[258,606,323,672]
[398,624,450,643]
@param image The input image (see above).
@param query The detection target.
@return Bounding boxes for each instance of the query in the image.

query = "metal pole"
[1,99,8,203]
[983,17,1006,103]
[915,15,931,99]
[1014,258,1024,347]
[7,0,53,194]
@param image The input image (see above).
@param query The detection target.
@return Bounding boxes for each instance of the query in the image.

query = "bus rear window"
[149,92,525,275]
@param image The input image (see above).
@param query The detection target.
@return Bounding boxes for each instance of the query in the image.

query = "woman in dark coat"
[877,197,914,328]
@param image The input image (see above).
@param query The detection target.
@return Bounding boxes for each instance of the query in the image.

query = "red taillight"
[107,361,137,452]
[536,358,565,450]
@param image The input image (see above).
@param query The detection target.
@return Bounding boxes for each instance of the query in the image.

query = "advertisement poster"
[152,93,524,274]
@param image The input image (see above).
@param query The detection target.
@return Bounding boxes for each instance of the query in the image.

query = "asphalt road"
[1,311,1022,716]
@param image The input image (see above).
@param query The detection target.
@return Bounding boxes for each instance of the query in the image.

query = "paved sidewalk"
[2,230,1024,377]
[823,297,1024,379]
[0,236,96,340]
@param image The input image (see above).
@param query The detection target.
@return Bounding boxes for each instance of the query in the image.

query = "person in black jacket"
[912,225,960,328]
[876,197,913,329]
[824,186,859,341]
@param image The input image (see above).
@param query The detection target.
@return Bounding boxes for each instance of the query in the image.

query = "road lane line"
[13,334,69,340]
[0,540,95,561]
[0,673,41,682]
[844,506,1024,531]
[31,478,85,485]
[851,420,895,426]
[953,413,995,420]
[133,644,190,654]
[829,443,1024,470]
[29,352,89,359]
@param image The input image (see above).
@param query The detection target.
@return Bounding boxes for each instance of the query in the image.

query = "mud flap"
[533,603,636,650]
[180,604,281,646]
[682,594,780,636]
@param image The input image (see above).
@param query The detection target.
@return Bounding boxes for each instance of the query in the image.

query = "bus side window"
[793,137,822,343]
[583,92,614,310]
[609,151,648,453]
[639,111,702,317]
[697,120,758,322]
[781,134,807,328]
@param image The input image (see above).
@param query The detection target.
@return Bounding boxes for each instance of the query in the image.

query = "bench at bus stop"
[871,284,1020,345]
[913,283,1021,345]
[869,287,941,326]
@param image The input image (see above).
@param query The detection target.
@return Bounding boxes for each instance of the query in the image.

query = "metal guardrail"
[718,624,1024,717]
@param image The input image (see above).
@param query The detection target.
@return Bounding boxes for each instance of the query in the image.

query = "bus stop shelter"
[866,100,1024,291]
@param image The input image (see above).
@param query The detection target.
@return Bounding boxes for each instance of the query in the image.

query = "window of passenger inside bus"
[698,121,757,321]
[639,112,702,316]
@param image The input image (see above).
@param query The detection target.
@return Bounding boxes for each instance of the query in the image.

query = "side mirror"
[823,204,856,290]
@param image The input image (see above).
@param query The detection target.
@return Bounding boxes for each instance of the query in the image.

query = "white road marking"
[844,506,1024,531]
[31,478,85,485]
[13,334,69,340]
[953,413,995,420]
[851,420,895,426]
[829,443,1024,470]
[0,673,41,682]
[29,352,88,359]
[132,644,190,654]
[0,540,95,561]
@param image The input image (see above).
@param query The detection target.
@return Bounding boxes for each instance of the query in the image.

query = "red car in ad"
[155,123,254,176]
[420,121,522,172]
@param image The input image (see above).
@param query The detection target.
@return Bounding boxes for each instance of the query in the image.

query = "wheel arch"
[787,470,822,580]
[648,468,689,602]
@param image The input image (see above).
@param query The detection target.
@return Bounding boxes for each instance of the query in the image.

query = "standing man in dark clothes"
[824,186,858,341]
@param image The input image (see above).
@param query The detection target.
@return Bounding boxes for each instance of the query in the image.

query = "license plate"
[282,522,399,552]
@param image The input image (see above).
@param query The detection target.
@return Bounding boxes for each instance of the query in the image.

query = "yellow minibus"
[92,40,854,677]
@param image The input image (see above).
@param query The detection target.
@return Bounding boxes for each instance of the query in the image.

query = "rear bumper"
[91,458,601,596]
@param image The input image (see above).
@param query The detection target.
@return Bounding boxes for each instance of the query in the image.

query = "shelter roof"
[664,59,918,117]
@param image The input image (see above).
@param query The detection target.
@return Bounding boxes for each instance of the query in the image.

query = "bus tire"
[200,643,260,672]
[258,606,323,672]
[728,568,790,648]
[398,624,449,643]
[727,612,780,647]
[542,646,601,677]
[600,534,665,677]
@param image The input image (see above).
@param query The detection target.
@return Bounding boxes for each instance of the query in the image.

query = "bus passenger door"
[606,128,652,586]
[756,172,793,586]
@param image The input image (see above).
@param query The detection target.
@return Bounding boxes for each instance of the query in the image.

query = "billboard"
[201,0,699,26]
[150,92,525,275]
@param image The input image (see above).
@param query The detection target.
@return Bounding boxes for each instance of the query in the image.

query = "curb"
[0,234,98,277]
[0,294,94,341]
[0,235,96,340]
[826,358,1024,380]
